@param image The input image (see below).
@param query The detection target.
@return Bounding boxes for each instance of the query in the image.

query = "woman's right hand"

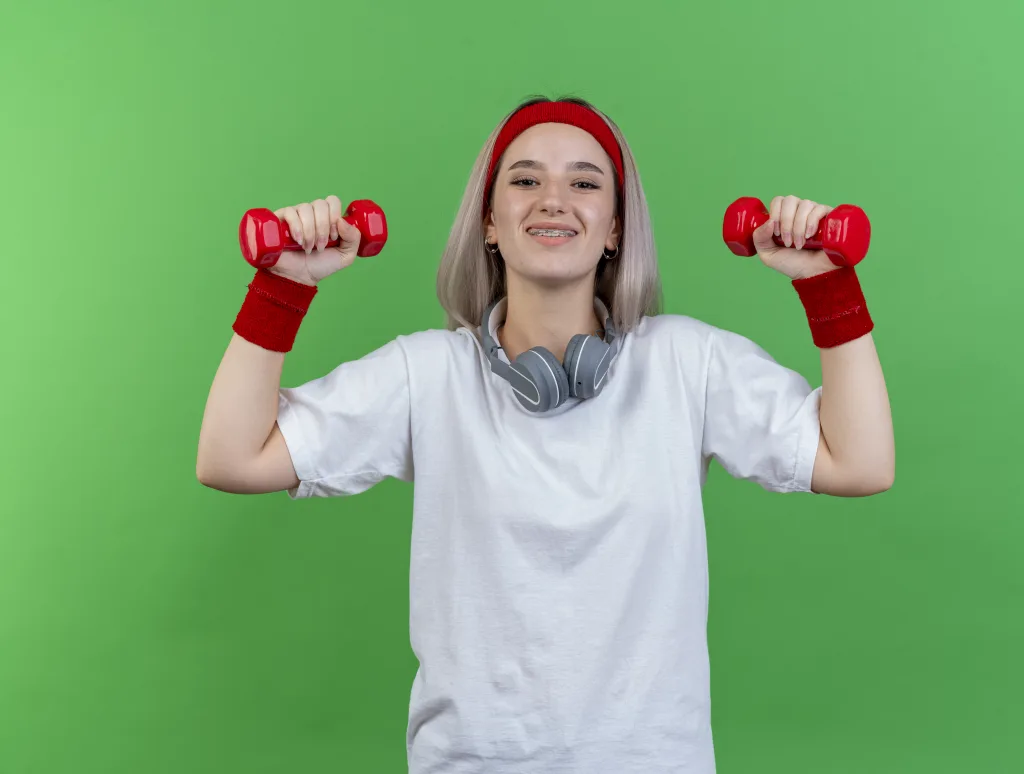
[267,195,363,286]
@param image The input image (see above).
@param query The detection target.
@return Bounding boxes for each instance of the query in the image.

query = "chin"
[515,265,597,289]
[507,250,599,286]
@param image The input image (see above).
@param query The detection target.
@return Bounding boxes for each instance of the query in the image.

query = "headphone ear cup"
[508,347,569,413]
[564,334,613,399]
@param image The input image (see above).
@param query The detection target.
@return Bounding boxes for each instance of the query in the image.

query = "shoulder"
[633,313,765,359]
[392,326,484,372]
[394,327,477,356]
[630,312,718,360]
[628,313,780,391]
[635,312,716,339]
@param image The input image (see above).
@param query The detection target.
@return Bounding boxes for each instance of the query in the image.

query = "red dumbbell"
[238,199,388,269]
[722,197,871,267]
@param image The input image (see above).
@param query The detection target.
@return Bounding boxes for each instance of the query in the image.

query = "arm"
[754,195,894,497]
[196,333,300,494]
[196,195,365,494]
[811,332,895,496]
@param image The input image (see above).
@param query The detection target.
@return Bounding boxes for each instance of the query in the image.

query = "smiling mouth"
[527,228,577,237]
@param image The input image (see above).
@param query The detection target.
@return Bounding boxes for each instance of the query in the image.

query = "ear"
[484,209,498,244]
[606,212,622,252]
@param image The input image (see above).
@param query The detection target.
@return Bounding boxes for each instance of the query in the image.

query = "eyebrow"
[506,159,606,175]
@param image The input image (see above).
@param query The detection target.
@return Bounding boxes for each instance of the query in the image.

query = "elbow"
[860,464,895,496]
[196,450,223,490]
[196,459,214,488]
[196,440,231,490]
[866,471,894,495]
[879,466,895,493]
[873,451,896,494]
[816,461,894,497]
[196,462,232,492]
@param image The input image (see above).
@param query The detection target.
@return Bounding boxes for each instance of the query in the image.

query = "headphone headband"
[480,298,621,413]
[481,298,618,360]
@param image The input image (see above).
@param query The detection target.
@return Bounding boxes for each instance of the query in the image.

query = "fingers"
[769,196,783,237]
[326,195,342,242]
[792,199,818,250]
[770,196,832,249]
[275,197,340,254]
[751,215,778,253]
[777,195,800,247]
[802,203,831,247]
[311,198,331,252]
[274,205,306,251]
[337,216,362,251]
[295,202,317,254]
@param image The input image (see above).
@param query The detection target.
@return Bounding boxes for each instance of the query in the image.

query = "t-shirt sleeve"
[701,327,822,493]
[275,337,413,500]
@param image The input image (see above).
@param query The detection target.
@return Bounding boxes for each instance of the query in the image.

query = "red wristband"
[232,269,318,352]
[792,266,874,348]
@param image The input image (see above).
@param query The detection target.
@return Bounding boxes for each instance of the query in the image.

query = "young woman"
[197,97,894,773]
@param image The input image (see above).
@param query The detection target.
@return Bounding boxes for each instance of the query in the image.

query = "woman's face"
[485,123,621,288]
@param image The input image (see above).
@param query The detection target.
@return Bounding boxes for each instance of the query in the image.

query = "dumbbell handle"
[722,197,871,267]
[238,199,388,269]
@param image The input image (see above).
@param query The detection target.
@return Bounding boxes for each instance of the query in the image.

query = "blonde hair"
[435,96,663,335]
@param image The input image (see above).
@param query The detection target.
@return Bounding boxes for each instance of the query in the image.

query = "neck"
[498,274,603,363]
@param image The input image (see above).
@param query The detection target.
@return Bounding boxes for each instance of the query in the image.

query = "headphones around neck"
[481,299,620,413]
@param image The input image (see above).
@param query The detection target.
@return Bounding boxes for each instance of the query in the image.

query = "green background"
[2,0,1022,771]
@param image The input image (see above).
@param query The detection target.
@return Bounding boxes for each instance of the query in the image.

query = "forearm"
[750,195,894,494]
[817,332,895,490]
[197,265,319,483]
[197,333,285,477]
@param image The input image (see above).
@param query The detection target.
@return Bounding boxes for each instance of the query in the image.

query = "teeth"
[529,228,576,237]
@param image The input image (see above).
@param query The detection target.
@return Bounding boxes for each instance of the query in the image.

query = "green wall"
[2,0,1021,771]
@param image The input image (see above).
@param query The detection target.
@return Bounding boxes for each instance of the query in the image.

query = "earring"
[485,240,500,256]
[603,246,619,260]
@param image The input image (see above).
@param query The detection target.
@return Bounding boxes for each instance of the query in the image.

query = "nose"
[538,185,568,214]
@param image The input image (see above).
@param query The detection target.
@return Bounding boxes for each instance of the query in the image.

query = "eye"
[510,177,601,190]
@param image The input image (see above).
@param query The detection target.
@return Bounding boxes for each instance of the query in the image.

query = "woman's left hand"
[752,195,838,280]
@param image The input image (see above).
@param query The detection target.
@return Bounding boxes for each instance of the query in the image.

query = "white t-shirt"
[276,300,822,774]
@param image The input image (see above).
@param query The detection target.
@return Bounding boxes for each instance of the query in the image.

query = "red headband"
[483,101,625,210]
